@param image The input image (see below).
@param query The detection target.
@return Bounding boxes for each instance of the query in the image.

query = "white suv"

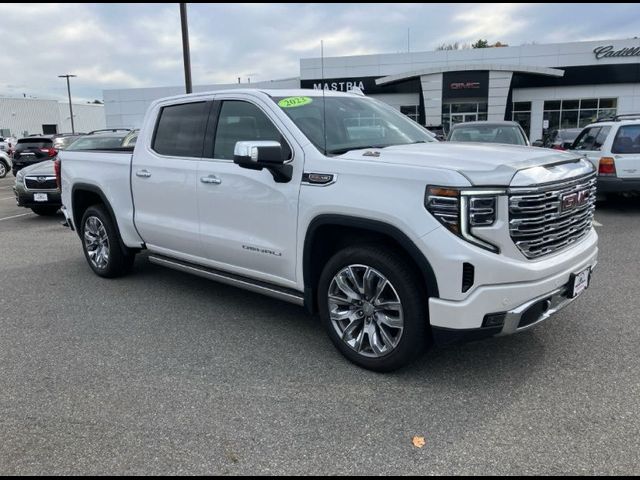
[571,115,640,196]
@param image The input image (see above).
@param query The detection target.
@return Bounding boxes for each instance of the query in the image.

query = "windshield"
[66,135,127,150]
[273,95,435,155]
[449,125,527,145]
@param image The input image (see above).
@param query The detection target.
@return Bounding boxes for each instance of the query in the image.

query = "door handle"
[136,169,152,178]
[200,175,222,185]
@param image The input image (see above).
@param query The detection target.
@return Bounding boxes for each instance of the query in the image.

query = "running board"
[148,255,305,306]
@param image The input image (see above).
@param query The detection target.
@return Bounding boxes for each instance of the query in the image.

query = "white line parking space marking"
[593,220,603,227]
[1,196,16,200]
[0,212,33,222]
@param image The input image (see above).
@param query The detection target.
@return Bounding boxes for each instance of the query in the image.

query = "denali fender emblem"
[560,189,589,212]
[302,172,336,186]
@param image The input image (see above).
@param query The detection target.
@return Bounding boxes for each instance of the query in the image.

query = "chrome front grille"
[25,176,57,190]
[509,173,596,259]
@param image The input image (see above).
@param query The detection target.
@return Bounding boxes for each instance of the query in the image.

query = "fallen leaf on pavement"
[412,435,426,448]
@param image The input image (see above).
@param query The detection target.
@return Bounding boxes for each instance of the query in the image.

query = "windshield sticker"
[278,96,312,108]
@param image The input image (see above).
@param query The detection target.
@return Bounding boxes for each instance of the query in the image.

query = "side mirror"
[233,140,292,183]
[532,139,544,147]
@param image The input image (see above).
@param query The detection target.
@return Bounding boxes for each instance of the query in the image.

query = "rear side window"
[16,138,53,150]
[212,101,290,160]
[152,102,209,157]
[611,125,640,154]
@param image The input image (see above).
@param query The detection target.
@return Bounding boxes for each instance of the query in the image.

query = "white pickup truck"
[58,89,598,371]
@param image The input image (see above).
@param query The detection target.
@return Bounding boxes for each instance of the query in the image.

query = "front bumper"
[14,186,61,208]
[427,236,598,337]
[597,176,640,193]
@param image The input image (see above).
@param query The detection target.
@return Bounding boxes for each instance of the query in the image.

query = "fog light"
[482,313,506,328]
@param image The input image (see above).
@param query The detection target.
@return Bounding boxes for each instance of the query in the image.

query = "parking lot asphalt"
[0,173,639,475]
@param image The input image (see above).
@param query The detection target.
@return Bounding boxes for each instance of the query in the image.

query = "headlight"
[425,186,505,253]
[16,170,25,184]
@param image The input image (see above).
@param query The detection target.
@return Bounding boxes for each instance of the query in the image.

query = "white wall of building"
[57,103,106,133]
[513,83,640,141]
[0,97,105,137]
[104,78,300,128]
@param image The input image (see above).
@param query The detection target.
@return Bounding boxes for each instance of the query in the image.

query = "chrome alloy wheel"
[328,264,404,358]
[84,216,110,269]
[0,162,6,177]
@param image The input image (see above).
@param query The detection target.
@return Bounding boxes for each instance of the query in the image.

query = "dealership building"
[105,37,640,142]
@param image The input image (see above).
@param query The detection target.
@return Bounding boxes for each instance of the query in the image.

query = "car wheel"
[31,206,60,216]
[81,205,135,278]
[318,245,428,372]
[0,161,7,178]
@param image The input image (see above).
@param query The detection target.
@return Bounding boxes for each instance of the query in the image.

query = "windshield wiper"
[327,145,390,155]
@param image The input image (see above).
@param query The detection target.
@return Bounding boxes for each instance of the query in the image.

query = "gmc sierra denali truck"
[59,89,598,371]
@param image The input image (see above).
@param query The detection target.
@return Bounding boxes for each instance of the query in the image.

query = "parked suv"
[11,137,57,175]
[59,89,598,371]
[14,161,61,216]
[570,114,640,196]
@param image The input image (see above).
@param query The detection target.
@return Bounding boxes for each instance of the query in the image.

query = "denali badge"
[561,189,589,212]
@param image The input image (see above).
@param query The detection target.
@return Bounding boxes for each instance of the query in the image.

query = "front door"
[131,100,210,258]
[197,96,302,285]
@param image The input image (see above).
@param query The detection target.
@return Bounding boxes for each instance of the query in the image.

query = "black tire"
[81,204,135,278]
[31,205,60,216]
[318,244,428,372]
[0,160,7,178]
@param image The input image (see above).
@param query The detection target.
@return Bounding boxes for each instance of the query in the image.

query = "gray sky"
[1,3,639,103]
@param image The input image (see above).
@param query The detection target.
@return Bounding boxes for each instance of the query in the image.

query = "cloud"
[0,3,639,101]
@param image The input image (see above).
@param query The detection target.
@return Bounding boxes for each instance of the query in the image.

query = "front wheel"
[81,205,135,278]
[318,245,428,372]
[0,160,7,178]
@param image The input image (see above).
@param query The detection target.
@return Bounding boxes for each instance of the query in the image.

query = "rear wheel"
[81,205,135,278]
[318,245,428,372]
[31,206,60,216]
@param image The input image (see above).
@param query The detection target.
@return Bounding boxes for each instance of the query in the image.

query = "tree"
[436,42,461,51]
[472,39,490,49]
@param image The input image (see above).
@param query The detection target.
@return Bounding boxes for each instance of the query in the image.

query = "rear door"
[131,99,211,258]
[570,126,610,170]
[609,124,640,178]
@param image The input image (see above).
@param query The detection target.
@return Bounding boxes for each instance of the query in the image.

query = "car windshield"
[66,135,127,150]
[449,125,527,145]
[273,95,435,155]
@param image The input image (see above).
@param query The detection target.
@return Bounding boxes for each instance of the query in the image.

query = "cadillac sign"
[593,45,640,60]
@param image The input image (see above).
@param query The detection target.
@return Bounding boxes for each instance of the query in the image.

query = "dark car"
[538,128,583,150]
[447,121,530,146]
[11,137,58,175]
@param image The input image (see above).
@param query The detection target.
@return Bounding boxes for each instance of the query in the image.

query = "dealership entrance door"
[442,101,488,133]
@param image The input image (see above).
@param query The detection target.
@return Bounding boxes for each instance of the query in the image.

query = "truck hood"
[20,160,54,176]
[338,142,583,186]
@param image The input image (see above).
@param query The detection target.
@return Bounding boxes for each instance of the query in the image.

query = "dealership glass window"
[442,102,488,133]
[542,98,617,131]
[512,102,532,139]
[400,105,419,123]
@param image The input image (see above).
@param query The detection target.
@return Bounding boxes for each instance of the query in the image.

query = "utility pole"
[58,74,76,134]
[180,3,193,94]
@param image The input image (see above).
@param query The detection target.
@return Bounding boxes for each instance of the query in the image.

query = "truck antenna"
[321,40,327,156]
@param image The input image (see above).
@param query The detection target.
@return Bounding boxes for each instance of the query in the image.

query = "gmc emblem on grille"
[561,189,589,212]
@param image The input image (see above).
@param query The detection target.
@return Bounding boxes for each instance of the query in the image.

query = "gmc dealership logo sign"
[450,82,480,90]
[593,45,640,60]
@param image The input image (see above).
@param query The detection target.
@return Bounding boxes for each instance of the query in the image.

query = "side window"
[593,126,610,151]
[212,101,291,160]
[612,125,640,154]
[152,102,208,157]
[572,127,600,151]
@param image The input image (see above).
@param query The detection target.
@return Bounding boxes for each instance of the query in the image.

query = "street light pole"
[179,3,193,94]
[58,74,76,134]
